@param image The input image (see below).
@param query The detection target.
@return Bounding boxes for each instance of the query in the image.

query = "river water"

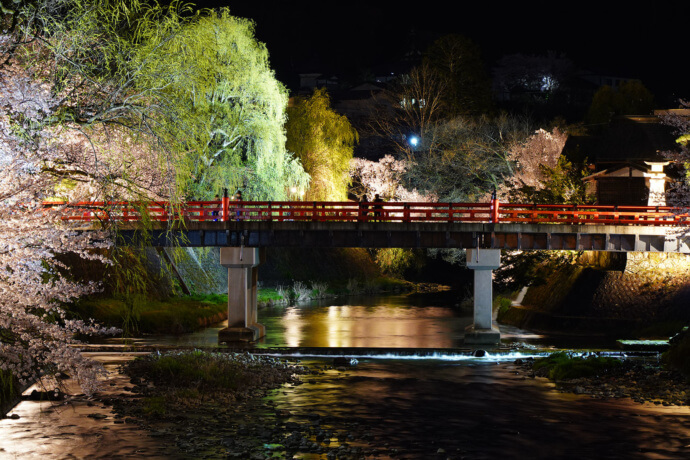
[2,291,690,459]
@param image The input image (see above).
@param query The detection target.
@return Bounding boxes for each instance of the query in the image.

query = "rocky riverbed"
[5,350,690,459]
[109,352,387,459]
[515,356,690,406]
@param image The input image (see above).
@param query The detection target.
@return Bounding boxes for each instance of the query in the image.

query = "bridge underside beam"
[136,222,690,253]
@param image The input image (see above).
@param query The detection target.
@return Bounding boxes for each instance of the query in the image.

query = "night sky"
[195,1,690,106]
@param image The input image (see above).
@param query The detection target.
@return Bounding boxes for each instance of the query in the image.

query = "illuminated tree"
[1,1,308,202]
[143,10,309,200]
[505,126,592,204]
[0,0,310,396]
[286,88,357,201]
[660,101,690,207]
[0,49,119,395]
[402,114,531,202]
[509,156,594,205]
[349,155,431,202]
[507,127,568,189]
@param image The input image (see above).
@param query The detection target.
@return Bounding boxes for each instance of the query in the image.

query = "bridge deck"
[123,220,688,253]
[46,200,690,252]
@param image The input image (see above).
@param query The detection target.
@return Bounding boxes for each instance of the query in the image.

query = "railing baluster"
[44,200,690,228]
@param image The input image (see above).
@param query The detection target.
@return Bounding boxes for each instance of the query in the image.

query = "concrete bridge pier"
[218,247,265,343]
[464,248,501,345]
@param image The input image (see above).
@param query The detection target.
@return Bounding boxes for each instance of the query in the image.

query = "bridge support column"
[218,247,265,343]
[464,248,501,345]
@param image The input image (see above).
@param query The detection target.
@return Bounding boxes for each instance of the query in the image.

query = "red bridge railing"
[42,198,690,226]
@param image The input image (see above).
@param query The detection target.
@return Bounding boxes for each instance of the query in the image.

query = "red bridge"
[47,198,689,226]
[44,198,690,345]
[44,197,690,253]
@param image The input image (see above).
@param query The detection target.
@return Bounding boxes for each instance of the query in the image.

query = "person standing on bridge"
[234,190,243,221]
[358,196,369,222]
[373,194,384,222]
[212,194,220,221]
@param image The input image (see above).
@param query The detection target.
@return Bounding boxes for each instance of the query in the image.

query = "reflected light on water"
[260,351,550,362]
[271,304,469,348]
[283,307,302,347]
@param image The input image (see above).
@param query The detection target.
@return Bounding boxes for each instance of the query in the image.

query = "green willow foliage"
[4,0,309,338]
[132,8,309,200]
[9,0,308,201]
[286,88,357,201]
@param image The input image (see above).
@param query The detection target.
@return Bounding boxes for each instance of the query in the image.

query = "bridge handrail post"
[403,203,410,223]
[490,189,500,223]
[222,189,229,222]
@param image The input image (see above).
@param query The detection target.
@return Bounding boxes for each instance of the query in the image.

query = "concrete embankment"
[498,251,690,337]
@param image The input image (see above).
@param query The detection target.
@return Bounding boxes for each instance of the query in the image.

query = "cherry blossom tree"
[349,155,433,202]
[506,127,568,189]
[660,101,690,207]
[0,60,118,395]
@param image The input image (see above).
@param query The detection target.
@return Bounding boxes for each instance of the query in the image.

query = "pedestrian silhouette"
[373,194,384,221]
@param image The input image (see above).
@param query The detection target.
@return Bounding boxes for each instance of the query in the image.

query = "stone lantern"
[643,161,670,206]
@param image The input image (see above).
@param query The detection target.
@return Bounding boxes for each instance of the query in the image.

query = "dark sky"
[195,1,690,105]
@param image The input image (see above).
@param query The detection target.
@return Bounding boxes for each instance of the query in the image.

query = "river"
[1,291,689,459]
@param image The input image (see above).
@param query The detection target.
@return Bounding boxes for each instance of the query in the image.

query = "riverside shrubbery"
[663,327,690,379]
[71,294,227,335]
[122,350,305,414]
[533,352,623,381]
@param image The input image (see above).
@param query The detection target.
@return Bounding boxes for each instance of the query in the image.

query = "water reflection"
[268,303,470,348]
[98,291,552,349]
[270,359,690,459]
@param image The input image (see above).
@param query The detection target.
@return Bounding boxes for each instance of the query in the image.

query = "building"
[569,114,682,206]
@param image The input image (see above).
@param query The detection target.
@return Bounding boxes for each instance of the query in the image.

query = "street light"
[408,135,419,148]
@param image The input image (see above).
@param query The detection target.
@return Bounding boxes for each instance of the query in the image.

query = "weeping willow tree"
[286,88,357,201]
[0,1,310,381]
[130,7,309,200]
[3,0,308,202]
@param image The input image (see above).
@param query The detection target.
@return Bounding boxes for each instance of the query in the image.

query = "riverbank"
[72,278,447,337]
[496,251,690,340]
[516,355,690,406]
[6,350,690,459]
[72,293,228,335]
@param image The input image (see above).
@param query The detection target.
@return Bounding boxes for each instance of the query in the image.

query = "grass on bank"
[69,277,420,335]
[533,352,623,381]
[123,350,303,416]
[71,293,227,335]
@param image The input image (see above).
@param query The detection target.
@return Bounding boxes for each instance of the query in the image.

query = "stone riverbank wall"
[497,251,690,336]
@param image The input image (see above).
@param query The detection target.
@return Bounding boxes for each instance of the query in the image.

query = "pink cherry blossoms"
[0,50,121,395]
